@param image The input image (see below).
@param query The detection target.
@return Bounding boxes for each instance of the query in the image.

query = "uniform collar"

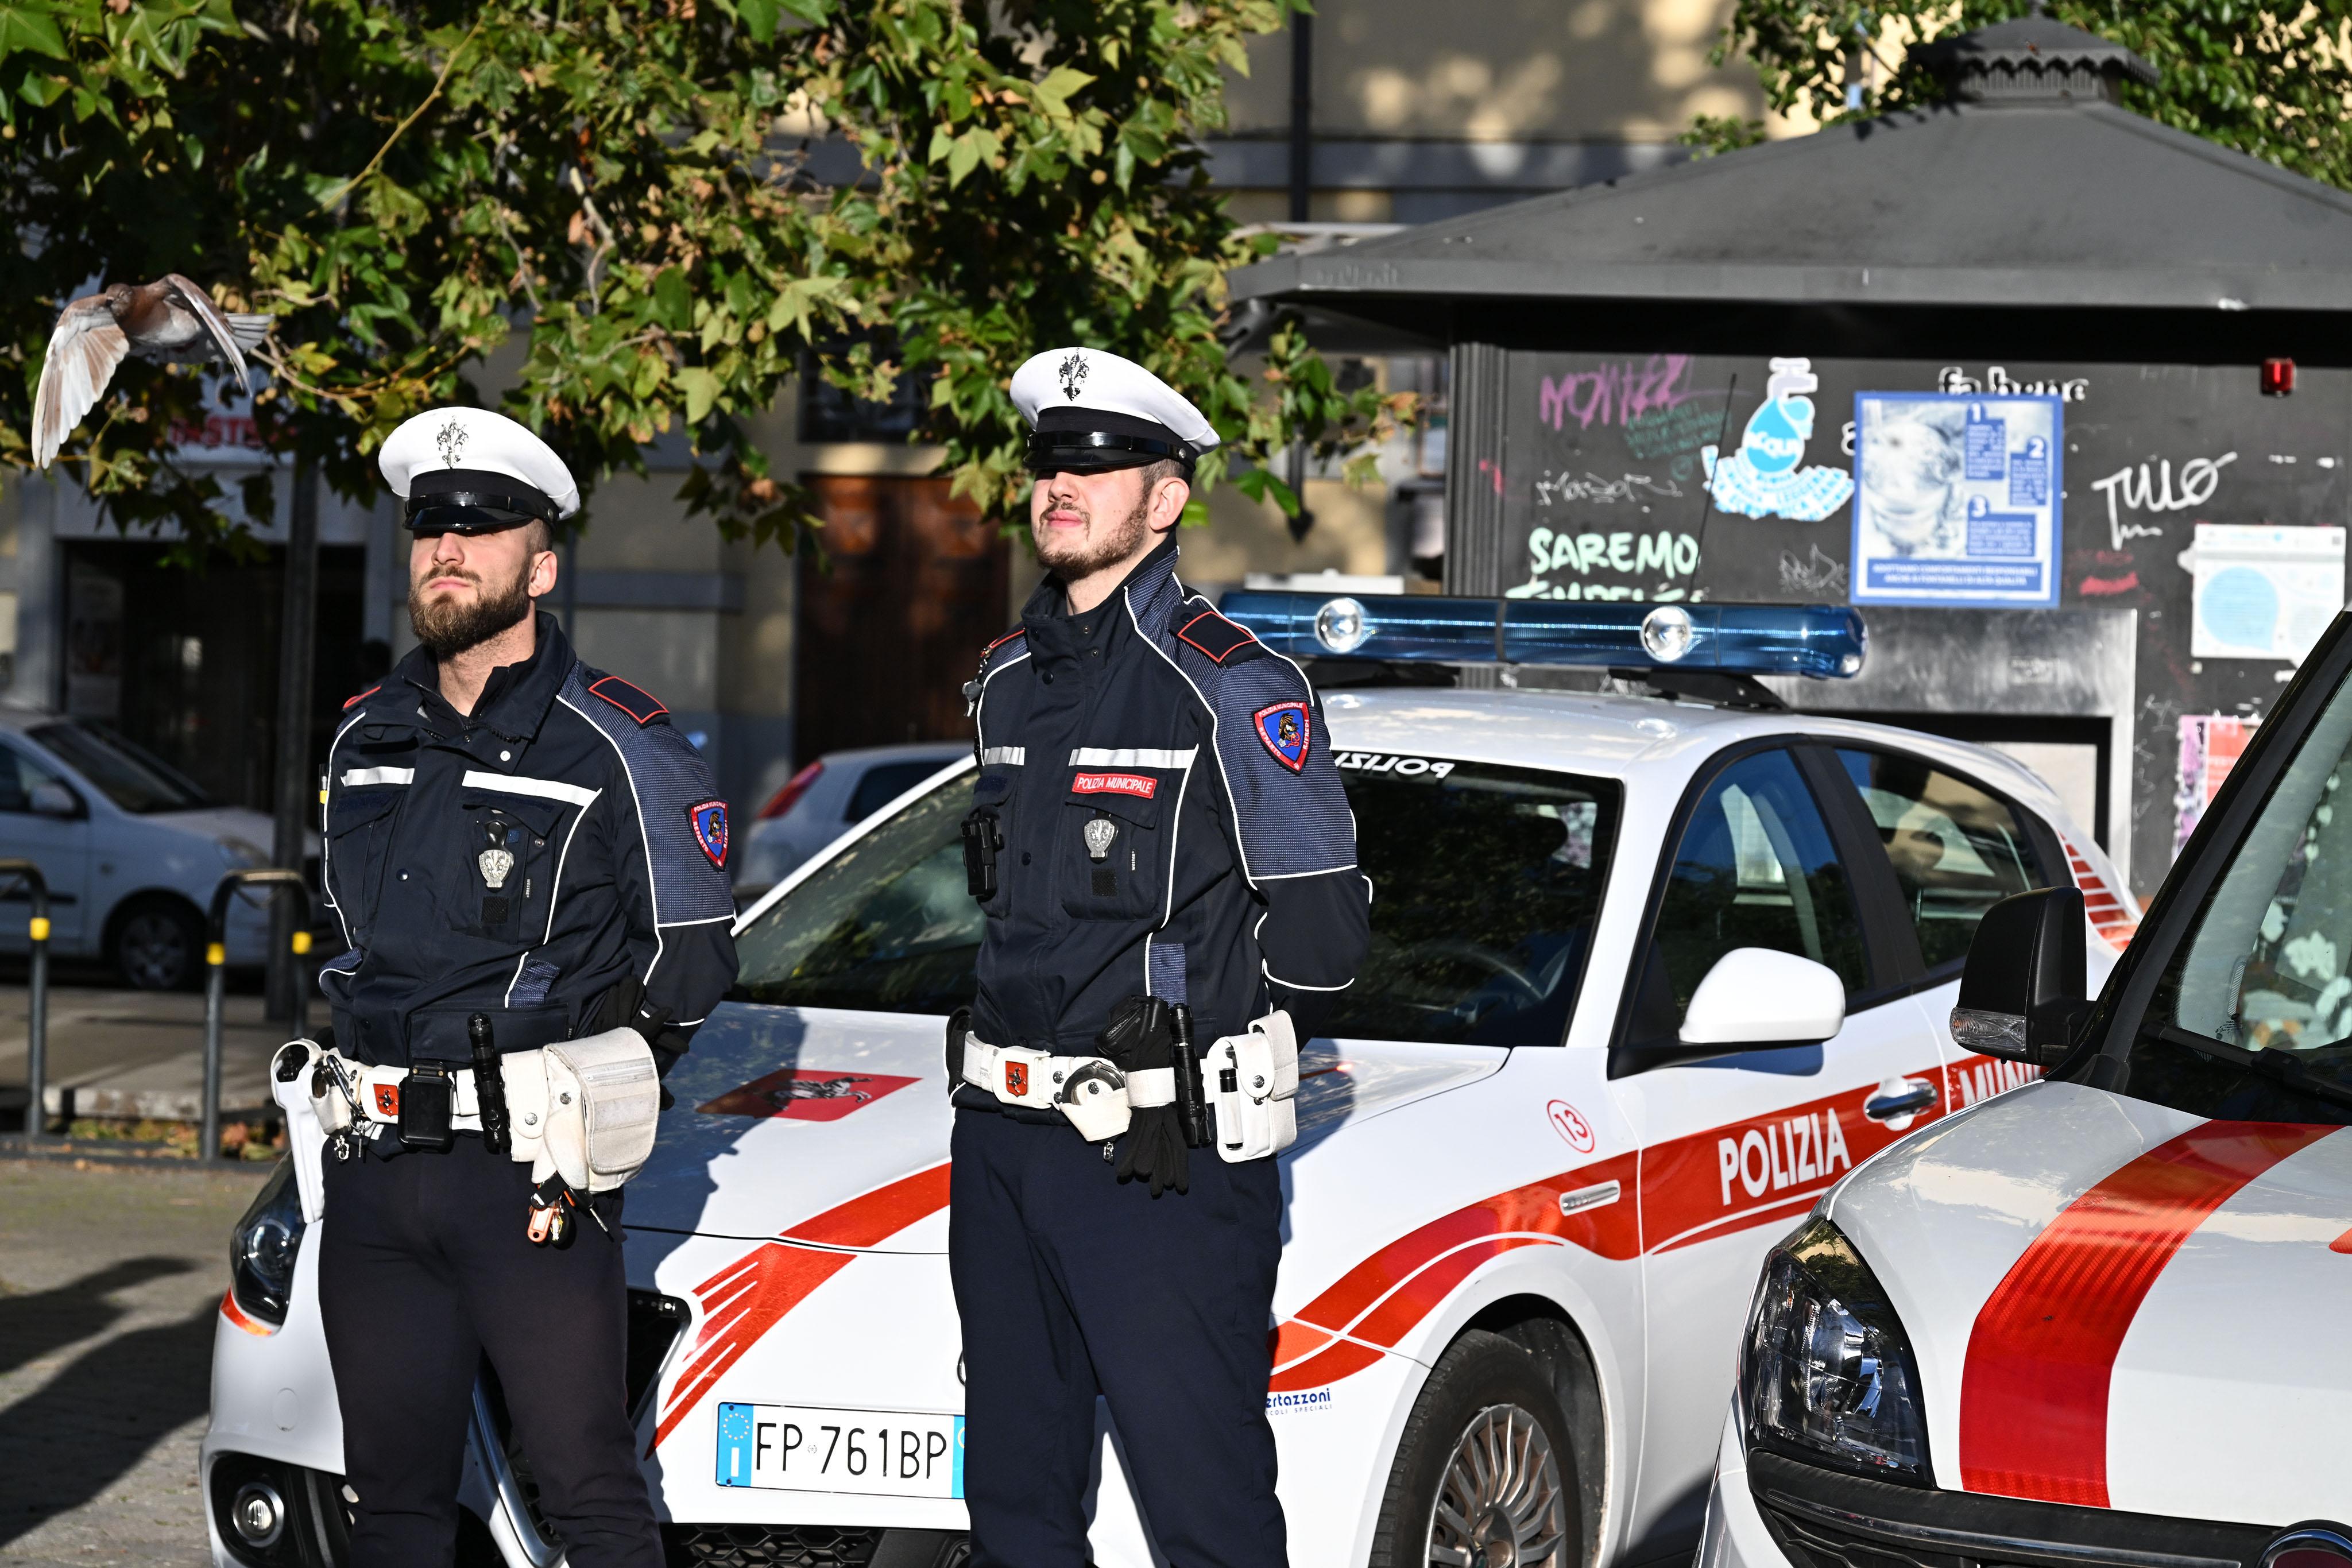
[394,610,575,742]
[1022,533,1180,626]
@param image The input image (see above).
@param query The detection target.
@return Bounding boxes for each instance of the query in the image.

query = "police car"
[203,596,2130,1568]
[1704,605,2352,1568]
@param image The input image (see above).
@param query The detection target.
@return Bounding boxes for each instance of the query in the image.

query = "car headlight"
[1740,1214,1931,1482]
[216,835,269,870]
[229,1159,305,1327]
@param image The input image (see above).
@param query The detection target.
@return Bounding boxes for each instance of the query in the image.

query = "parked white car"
[203,599,2130,1568]
[0,705,307,988]
[1705,605,2352,1568]
[734,742,971,899]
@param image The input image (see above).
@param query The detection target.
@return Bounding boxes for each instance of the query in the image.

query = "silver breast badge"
[478,847,516,889]
[1082,817,1117,862]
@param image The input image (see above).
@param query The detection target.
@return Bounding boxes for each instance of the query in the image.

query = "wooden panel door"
[793,476,1009,764]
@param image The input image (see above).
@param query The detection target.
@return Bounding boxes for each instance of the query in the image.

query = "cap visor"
[405,504,539,536]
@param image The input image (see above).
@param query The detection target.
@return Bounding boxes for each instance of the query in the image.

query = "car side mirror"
[1682,947,1847,1048]
[1612,947,1848,1077]
[29,781,79,819]
[1952,886,2086,1066]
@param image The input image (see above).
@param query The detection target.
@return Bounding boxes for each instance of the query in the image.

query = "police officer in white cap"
[307,406,737,1567]
[949,350,1370,1567]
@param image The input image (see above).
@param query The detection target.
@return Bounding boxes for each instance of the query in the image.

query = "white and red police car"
[203,596,2129,1568]
[1704,609,2352,1568]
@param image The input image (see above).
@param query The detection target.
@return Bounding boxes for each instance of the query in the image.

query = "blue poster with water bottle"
[1700,358,1855,522]
[1850,391,2063,608]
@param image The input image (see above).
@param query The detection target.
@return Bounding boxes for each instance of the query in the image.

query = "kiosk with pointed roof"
[1229,13,2352,905]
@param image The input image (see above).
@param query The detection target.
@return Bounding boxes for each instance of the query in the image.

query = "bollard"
[203,869,311,1163]
[0,862,51,1139]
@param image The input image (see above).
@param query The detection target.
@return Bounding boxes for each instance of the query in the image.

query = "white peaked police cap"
[1011,347,1220,473]
[379,406,582,532]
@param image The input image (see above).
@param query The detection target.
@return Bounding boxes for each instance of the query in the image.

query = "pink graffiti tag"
[1476,458,1504,495]
[1538,355,1699,432]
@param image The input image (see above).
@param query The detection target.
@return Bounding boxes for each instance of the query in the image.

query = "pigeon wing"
[31,296,130,470]
[160,274,252,392]
[224,313,271,353]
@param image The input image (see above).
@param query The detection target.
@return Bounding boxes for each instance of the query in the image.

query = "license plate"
[715,1402,964,1499]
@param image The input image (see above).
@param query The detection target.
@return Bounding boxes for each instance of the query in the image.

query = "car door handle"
[1864,1076,1938,1124]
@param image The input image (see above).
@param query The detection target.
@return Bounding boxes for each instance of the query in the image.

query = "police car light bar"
[1217,594,1867,680]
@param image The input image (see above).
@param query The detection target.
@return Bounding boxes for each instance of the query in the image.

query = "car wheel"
[111,897,205,990]
[1368,1330,1584,1568]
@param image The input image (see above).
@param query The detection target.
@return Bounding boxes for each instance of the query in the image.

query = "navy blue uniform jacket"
[962,537,1370,1087]
[321,613,738,1070]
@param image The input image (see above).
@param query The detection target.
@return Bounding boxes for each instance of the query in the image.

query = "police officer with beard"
[949,350,1371,1567]
[308,406,737,1568]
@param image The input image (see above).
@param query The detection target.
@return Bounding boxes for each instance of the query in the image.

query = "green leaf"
[1031,64,1093,115]
[736,0,777,42]
[676,367,721,424]
[0,0,66,63]
[653,265,691,330]
[945,126,982,185]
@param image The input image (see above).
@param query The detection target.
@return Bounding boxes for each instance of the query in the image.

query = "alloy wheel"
[1424,1403,1570,1568]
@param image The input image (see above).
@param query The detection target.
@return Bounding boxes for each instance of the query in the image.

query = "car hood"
[627,1002,1507,1249]
[144,806,321,857]
[1828,1079,2352,1524]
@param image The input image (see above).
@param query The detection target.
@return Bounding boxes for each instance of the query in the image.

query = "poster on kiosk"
[1850,389,2064,609]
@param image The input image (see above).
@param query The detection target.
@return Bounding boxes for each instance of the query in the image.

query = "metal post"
[202,922,225,1163]
[0,862,51,1139]
[207,868,310,1161]
[269,459,321,1021]
[1287,9,1313,224]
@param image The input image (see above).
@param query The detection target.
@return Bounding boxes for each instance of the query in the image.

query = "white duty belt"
[273,1029,661,1218]
[960,1037,1172,1141]
[961,1016,1298,1161]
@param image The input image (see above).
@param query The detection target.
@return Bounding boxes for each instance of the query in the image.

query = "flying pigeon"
[30,276,270,468]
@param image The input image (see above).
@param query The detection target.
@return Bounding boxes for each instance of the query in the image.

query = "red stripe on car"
[1958,1120,2335,1505]
[651,1164,951,1451]
[1269,1066,1955,1392]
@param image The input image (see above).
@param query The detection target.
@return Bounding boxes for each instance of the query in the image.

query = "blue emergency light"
[1217,594,1867,681]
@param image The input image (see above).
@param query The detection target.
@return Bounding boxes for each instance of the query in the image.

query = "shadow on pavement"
[0,1299,219,1548]
[0,1255,195,1381]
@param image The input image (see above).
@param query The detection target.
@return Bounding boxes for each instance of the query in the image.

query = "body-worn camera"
[397,1064,456,1152]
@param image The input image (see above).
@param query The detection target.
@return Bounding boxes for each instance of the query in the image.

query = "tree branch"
[319,17,486,214]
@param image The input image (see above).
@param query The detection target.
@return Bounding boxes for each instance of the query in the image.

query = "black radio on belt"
[961,809,1004,899]
[398,1063,457,1152]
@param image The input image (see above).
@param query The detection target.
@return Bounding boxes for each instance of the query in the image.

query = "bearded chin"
[409,568,534,659]
[1036,490,1151,578]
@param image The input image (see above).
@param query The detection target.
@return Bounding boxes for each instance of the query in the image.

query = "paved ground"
[0,975,285,1129]
[0,1154,270,1567]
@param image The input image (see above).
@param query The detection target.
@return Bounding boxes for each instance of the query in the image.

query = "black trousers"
[318,1135,661,1568]
[947,1108,1287,1568]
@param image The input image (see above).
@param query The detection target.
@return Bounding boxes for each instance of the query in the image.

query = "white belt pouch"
[1205,1011,1301,1163]
[535,1027,662,1193]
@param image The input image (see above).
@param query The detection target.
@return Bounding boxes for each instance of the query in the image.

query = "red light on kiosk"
[2262,358,2296,396]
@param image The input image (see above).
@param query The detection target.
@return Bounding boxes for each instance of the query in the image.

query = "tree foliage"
[0,0,1405,543]
[1696,0,2352,193]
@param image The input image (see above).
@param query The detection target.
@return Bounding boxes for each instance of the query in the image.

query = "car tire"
[1368,1329,1585,1568]
[110,896,206,991]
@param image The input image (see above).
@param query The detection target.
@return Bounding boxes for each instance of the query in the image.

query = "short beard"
[1034,485,1151,579]
[409,564,533,659]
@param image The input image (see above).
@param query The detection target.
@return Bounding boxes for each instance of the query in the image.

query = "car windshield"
[730,758,1619,1047]
[28,720,210,813]
[2132,671,2352,1125]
